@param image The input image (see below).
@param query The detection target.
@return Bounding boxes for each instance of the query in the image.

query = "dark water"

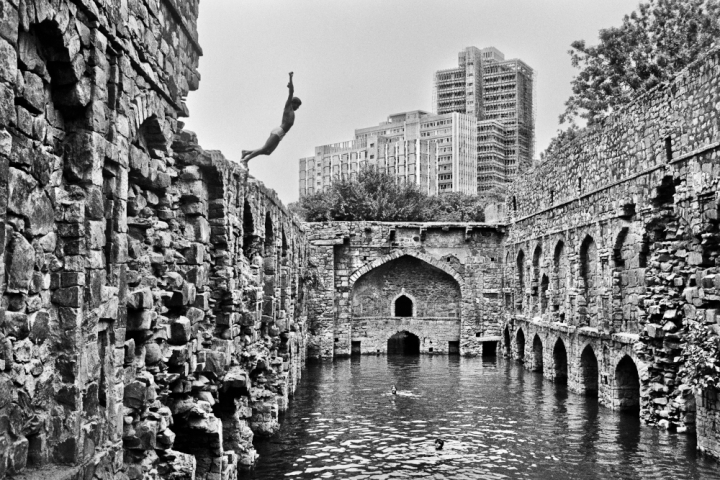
[243,355,720,479]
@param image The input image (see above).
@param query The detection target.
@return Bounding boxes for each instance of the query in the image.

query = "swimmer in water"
[391,385,397,395]
[434,438,444,450]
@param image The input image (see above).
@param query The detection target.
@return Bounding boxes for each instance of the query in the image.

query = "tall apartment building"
[298,135,438,197]
[299,110,476,197]
[433,46,534,192]
[355,110,477,194]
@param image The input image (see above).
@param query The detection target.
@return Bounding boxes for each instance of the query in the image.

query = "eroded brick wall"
[305,222,505,358]
[503,49,720,456]
[0,1,309,479]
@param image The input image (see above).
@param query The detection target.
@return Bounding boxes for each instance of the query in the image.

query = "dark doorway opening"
[482,341,497,357]
[503,327,511,356]
[580,345,599,397]
[387,331,420,355]
[351,341,361,355]
[394,295,413,317]
[553,339,568,385]
[615,356,640,414]
[517,329,526,362]
[448,341,460,354]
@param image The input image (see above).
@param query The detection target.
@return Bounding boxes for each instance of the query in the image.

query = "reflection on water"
[242,355,720,479]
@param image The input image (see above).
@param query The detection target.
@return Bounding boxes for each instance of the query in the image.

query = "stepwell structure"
[1,1,720,479]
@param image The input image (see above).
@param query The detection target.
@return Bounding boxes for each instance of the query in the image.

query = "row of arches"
[511,228,648,333]
[506,326,640,413]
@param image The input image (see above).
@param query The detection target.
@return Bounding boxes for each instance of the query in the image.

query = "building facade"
[299,110,476,197]
[356,110,477,194]
[299,135,438,197]
[434,46,535,192]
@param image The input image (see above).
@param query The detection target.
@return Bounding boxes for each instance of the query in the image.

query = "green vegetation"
[544,0,720,159]
[289,168,486,222]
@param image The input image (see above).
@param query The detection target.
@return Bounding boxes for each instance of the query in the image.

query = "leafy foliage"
[560,0,720,127]
[539,126,581,161]
[682,320,720,391]
[427,192,486,222]
[296,168,486,222]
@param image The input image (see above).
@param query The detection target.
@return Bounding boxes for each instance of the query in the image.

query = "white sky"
[184,0,640,204]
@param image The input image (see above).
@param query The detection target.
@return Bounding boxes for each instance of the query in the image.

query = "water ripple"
[243,356,720,479]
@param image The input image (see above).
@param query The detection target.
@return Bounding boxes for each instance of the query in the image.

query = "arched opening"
[503,326,511,356]
[264,213,275,258]
[531,245,542,313]
[580,345,599,397]
[553,339,568,384]
[351,255,460,319]
[540,274,549,314]
[613,228,628,332]
[579,235,598,327]
[612,228,646,334]
[516,250,525,312]
[652,175,676,207]
[394,295,413,317]
[532,335,543,372]
[387,331,420,355]
[242,200,256,260]
[614,356,640,413]
[504,252,513,309]
[553,240,567,316]
[516,329,526,362]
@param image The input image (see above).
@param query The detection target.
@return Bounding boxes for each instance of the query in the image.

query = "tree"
[427,191,486,222]
[540,126,580,161]
[298,168,432,222]
[560,0,720,127]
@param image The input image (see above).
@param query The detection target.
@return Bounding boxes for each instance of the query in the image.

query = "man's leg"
[241,133,281,163]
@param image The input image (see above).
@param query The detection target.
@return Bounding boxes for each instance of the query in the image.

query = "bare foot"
[241,150,251,159]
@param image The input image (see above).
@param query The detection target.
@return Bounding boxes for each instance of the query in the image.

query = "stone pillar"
[696,387,720,459]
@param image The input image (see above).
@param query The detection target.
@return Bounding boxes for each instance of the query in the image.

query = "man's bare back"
[241,72,301,166]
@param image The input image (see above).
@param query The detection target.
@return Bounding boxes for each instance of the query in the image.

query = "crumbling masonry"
[0,1,309,479]
[2,1,720,479]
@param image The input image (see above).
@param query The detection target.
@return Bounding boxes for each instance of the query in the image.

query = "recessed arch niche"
[351,255,461,319]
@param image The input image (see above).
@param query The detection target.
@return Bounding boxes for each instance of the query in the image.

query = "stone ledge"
[476,336,501,342]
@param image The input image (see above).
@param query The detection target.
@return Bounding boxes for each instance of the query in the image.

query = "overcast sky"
[184,0,640,204]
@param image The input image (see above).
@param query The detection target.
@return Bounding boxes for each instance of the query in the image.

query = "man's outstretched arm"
[285,72,294,107]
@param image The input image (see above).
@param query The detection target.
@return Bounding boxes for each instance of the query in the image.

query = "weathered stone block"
[127,310,156,331]
[123,380,147,410]
[6,232,34,293]
[20,71,45,113]
[0,2,19,45]
[3,312,29,339]
[169,317,191,345]
[127,287,153,310]
[29,310,49,344]
[8,167,53,236]
[52,286,83,307]
[0,83,15,126]
[0,38,17,83]
[63,131,105,185]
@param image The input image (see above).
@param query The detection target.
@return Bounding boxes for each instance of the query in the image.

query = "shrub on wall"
[294,168,485,222]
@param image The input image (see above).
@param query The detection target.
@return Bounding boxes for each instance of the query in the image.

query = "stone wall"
[352,255,461,318]
[0,1,309,479]
[305,221,505,358]
[503,48,720,456]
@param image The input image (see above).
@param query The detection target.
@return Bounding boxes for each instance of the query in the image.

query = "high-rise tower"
[433,47,535,193]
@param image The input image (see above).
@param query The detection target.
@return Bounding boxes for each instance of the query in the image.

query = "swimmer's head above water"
[434,438,444,450]
[391,385,397,395]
